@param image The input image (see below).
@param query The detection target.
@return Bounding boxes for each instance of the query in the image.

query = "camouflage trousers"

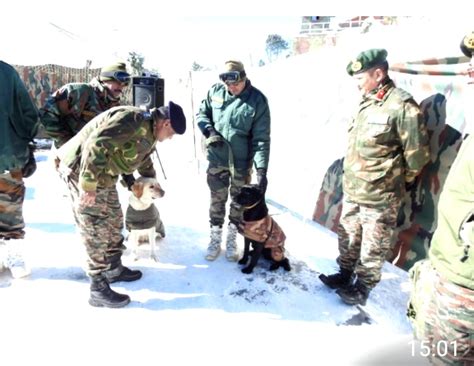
[337,198,400,288]
[207,165,250,227]
[0,171,26,240]
[64,170,125,277]
[408,260,474,365]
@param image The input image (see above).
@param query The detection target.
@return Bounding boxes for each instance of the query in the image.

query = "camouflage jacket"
[39,78,120,148]
[196,80,271,171]
[0,61,39,173]
[343,80,430,206]
[239,216,286,261]
[429,134,474,290]
[56,106,157,192]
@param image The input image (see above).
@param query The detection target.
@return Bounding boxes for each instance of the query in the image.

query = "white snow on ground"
[0,148,430,366]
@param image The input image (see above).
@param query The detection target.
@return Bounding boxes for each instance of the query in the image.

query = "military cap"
[460,31,474,58]
[100,62,130,83]
[156,101,186,135]
[346,48,388,76]
[224,60,245,73]
[219,60,247,83]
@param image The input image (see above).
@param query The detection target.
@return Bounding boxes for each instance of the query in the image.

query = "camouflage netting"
[313,56,472,271]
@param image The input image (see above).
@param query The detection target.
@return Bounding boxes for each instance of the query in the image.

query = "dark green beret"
[460,31,474,58]
[346,48,388,76]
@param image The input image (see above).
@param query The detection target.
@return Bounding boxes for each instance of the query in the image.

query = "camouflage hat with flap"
[346,48,388,76]
[460,31,474,58]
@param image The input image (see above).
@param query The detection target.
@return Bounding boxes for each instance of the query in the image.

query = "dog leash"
[154,149,167,180]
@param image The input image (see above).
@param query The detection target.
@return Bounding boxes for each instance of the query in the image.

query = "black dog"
[235,184,291,274]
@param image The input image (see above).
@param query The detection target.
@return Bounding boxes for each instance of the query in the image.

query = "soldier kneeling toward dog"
[56,102,186,308]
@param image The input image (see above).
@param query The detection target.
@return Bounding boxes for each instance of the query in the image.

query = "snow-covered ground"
[0,147,430,366]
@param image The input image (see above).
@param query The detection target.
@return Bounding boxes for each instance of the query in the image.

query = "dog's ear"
[131,182,145,198]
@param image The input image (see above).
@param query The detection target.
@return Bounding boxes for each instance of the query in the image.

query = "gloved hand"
[204,127,224,148]
[21,143,37,178]
[121,174,136,191]
[256,168,268,193]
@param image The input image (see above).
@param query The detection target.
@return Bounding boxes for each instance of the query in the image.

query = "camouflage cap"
[224,60,245,73]
[460,31,474,58]
[346,48,388,76]
[100,62,130,82]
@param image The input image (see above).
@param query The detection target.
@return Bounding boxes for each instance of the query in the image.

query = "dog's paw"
[241,266,253,274]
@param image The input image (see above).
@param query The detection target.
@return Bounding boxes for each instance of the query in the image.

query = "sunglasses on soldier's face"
[219,71,241,84]
[101,71,131,85]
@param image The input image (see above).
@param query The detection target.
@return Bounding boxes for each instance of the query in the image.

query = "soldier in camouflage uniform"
[319,49,430,306]
[197,60,271,262]
[39,62,130,149]
[56,102,186,308]
[407,32,474,366]
[0,60,39,279]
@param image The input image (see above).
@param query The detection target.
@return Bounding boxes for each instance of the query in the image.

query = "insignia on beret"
[464,34,474,50]
[351,61,362,73]
[460,32,474,57]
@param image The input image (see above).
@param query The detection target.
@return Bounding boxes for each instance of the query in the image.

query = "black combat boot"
[104,264,142,283]
[319,268,354,289]
[336,280,371,306]
[89,275,130,308]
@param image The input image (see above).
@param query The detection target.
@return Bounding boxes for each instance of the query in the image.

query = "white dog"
[125,177,165,261]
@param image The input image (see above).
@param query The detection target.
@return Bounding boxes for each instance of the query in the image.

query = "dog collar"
[243,199,262,210]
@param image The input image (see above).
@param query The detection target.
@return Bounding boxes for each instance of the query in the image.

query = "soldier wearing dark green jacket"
[56,102,186,308]
[0,60,39,279]
[39,62,130,148]
[319,49,430,306]
[408,33,474,366]
[197,60,271,262]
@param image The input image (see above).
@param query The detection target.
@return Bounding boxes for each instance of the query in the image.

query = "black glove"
[256,168,268,193]
[21,143,37,178]
[121,174,136,191]
[204,127,224,148]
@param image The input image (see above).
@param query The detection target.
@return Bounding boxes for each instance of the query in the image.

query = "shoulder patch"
[211,96,224,104]
[141,111,153,120]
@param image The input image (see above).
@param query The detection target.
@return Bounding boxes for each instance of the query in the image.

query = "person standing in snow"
[197,60,271,262]
[407,32,474,366]
[0,60,39,279]
[319,49,430,306]
[56,102,186,308]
